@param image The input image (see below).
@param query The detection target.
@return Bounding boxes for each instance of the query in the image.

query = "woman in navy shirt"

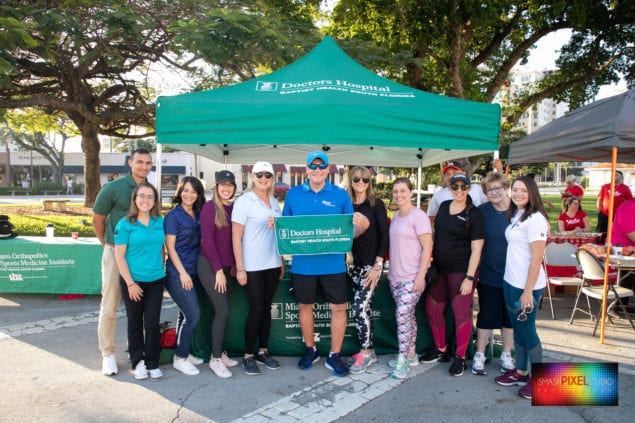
[165,176,206,376]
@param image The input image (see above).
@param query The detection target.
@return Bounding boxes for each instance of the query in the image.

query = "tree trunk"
[81,125,101,207]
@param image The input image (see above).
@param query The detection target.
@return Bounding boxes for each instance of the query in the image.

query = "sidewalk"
[0,289,633,422]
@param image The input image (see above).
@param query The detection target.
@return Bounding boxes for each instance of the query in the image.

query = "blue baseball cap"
[306,150,329,166]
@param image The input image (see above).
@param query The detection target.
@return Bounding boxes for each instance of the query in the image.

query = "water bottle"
[46,223,54,238]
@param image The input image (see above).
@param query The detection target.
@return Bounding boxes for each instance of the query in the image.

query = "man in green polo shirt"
[92,149,153,376]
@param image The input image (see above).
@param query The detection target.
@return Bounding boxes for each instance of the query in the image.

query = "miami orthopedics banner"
[274,214,354,255]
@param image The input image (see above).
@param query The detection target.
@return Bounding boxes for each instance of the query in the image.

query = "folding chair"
[569,248,635,336]
[542,242,584,319]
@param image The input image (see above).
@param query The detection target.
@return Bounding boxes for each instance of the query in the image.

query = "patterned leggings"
[348,265,376,350]
[390,279,423,356]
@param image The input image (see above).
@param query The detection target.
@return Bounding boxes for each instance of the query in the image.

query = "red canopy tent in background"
[509,89,635,342]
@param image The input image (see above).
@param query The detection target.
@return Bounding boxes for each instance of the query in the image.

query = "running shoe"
[298,346,320,370]
[419,348,450,363]
[495,370,529,386]
[471,352,486,375]
[325,353,349,377]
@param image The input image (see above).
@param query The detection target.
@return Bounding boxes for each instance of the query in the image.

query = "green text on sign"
[275,214,354,256]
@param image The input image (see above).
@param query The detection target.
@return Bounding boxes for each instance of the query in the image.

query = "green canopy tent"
[156,36,500,168]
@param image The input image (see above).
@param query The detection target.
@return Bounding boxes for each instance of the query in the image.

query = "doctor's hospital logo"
[256,81,278,91]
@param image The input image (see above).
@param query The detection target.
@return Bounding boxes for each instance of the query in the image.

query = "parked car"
[274,182,291,199]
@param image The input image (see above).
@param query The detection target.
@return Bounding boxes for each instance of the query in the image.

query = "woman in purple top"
[165,176,206,376]
[197,170,240,378]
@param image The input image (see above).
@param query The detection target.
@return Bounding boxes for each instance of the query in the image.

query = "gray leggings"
[196,256,235,359]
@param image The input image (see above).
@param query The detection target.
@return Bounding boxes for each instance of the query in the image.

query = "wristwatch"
[465,275,474,281]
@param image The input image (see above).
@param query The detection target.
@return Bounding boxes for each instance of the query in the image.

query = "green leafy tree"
[0,0,196,205]
[4,109,78,185]
[170,0,323,88]
[327,0,634,160]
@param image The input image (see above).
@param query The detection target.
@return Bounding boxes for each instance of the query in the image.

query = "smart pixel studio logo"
[256,81,278,92]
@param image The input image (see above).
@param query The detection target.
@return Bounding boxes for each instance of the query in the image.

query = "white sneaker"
[471,352,486,375]
[173,357,200,375]
[149,367,163,379]
[221,351,239,367]
[500,352,516,373]
[210,357,232,379]
[102,354,118,376]
[133,360,148,380]
[187,355,204,366]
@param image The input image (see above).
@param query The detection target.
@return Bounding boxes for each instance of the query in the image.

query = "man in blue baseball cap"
[283,150,367,377]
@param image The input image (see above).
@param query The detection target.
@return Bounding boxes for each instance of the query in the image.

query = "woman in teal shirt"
[115,182,166,380]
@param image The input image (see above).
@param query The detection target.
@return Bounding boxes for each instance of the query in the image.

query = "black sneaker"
[255,351,281,370]
[449,356,467,377]
[242,357,260,375]
[325,353,349,377]
[419,348,450,363]
[298,346,320,370]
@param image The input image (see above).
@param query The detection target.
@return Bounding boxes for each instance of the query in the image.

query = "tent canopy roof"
[156,36,500,167]
[509,89,635,164]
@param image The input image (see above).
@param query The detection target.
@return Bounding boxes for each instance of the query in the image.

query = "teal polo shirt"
[114,216,166,282]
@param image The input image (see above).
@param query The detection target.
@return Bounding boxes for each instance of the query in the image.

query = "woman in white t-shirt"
[387,177,433,379]
[495,176,549,401]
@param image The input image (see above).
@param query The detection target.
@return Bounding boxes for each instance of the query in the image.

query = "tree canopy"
[327,0,634,136]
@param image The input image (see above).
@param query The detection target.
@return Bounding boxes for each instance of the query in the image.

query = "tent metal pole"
[599,147,618,343]
[156,143,163,204]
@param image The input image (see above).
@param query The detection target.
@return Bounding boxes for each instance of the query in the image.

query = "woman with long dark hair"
[346,166,388,374]
[114,182,166,380]
[421,174,485,377]
[495,175,549,400]
[197,170,240,378]
[164,176,206,376]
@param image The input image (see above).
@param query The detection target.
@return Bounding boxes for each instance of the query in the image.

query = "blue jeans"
[503,282,544,373]
[165,271,202,359]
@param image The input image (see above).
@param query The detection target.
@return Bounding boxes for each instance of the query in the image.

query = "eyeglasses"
[486,186,504,194]
[308,163,329,170]
[254,172,273,179]
[352,176,370,184]
[137,194,155,201]
[450,184,469,191]
[516,304,534,321]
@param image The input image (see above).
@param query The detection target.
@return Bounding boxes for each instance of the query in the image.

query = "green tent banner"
[275,214,354,255]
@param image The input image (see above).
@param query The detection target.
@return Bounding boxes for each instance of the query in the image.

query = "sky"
[518,29,627,100]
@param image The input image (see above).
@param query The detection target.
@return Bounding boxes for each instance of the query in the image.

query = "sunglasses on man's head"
[308,163,329,170]
[450,184,469,191]
[352,176,370,184]
[255,172,273,179]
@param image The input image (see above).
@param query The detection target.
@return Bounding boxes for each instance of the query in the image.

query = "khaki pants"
[98,245,122,356]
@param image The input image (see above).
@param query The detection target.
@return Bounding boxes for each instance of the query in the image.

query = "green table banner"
[275,214,354,255]
[189,270,473,358]
[0,236,102,294]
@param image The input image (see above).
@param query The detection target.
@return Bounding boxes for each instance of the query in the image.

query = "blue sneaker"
[298,346,319,370]
[325,353,349,377]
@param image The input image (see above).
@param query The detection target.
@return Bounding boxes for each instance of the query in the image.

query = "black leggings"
[244,267,281,354]
[197,256,235,359]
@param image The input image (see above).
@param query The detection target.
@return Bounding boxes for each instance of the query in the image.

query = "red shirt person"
[596,171,633,235]
[561,175,583,211]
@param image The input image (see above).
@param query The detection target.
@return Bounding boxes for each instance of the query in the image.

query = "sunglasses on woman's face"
[352,176,370,184]
[255,172,273,179]
[450,184,469,191]
[308,163,329,170]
